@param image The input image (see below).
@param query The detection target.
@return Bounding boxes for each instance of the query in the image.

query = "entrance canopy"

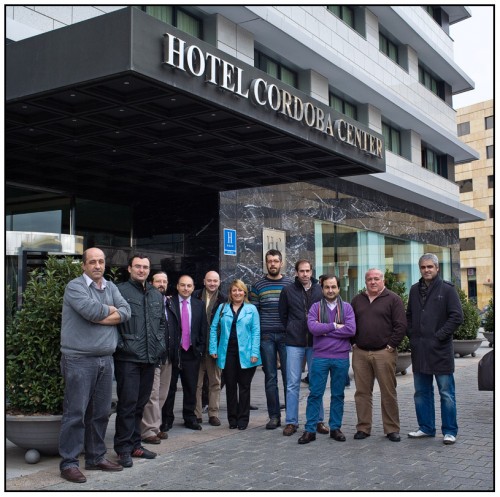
[6,8,384,204]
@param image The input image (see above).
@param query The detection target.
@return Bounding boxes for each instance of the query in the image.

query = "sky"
[450,5,494,108]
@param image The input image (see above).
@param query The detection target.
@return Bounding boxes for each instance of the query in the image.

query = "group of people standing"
[58,248,463,484]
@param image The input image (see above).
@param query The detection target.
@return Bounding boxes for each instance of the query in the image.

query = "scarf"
[319,296,344,324]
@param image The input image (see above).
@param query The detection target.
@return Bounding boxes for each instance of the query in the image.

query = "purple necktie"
[181,299,190,351]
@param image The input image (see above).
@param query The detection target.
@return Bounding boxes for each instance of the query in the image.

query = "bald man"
[193,271,226,426]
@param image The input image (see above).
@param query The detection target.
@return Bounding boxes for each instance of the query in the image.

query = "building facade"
[456,100,494,308]
[6,5,484,299]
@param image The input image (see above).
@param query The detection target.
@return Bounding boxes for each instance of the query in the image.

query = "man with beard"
[250,250,293,430]
[140,272,179,444]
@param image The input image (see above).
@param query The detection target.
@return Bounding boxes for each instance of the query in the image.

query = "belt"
[356,345,386,352]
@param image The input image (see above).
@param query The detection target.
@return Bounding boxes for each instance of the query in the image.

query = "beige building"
[456,100,494,309]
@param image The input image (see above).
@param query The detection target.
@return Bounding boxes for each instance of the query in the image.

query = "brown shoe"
[330,429,346,442]
[157,431,169,440]
[85,459,123,471]
[283,424,298,436]
[61,467,87,483]
[142,435,161,445]
[298,431,316,444]
[209,416,221,426]
[316,422,329,435]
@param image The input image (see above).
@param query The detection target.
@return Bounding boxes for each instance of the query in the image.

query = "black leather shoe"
[330,429,346,442]
[298,431,316,445]
[238,424,247,430]
[184,421,202,430]
[266,418,281,430]
[387,432,401,442]
[61,467,87,483]
[249,405,258,410]
[354,431,370,440]
[229,424,238,429]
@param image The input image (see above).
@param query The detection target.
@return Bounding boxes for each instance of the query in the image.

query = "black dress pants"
[224,339,256,428]
[114,360,156,454]
[161,347,201,428]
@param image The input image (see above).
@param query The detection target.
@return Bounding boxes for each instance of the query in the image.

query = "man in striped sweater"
[250,249,294,430]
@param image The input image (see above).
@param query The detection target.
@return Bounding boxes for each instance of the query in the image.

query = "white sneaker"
[408,429,432,438]
[443,434,456,445]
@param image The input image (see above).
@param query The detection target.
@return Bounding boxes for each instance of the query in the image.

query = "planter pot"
[395,352,412,375]
[6,414,62,456]
[453,338,483,358]
[482,331,494,347]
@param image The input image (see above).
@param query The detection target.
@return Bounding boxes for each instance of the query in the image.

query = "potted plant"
[453,287,482,358]
[6,256,82,458]
[482,297,494,347]
[383,270,411,375]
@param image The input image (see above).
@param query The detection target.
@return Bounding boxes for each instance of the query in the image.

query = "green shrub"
[454,287,481,340]
[383,270,410,352]
[483,297,494,333]
[6,256,82,414]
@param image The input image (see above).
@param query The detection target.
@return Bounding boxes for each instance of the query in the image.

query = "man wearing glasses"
[114,254,166,468]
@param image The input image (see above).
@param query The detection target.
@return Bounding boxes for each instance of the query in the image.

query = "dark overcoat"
[406,276,463,375]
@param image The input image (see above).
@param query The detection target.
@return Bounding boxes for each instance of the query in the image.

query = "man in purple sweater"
[297,275,356,444]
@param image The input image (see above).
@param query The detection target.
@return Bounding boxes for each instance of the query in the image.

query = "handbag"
[216,303,227,345]
[478,350,494,391]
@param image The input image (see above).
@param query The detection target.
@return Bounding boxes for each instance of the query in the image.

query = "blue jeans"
[260,332,287,420]
[413,372,458,437]
[305,357,349,432]
[59,354,114,471]
[285,346,323,425]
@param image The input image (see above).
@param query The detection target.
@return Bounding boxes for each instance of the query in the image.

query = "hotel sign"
[162,33,383,159]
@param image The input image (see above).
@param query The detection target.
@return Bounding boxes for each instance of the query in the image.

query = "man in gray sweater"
[59,247,131,484]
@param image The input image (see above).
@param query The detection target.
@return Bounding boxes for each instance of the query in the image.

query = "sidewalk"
[5,339,494,491]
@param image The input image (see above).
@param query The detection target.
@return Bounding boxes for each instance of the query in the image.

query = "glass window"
[255,50,298,88]
[314,220,451,301]
[485,115,494,129]
[460,238,476,251]
[328,6,355,28]
[141,6,202,38]
[382,122,401,155]
[379,32,398,64]
[457,179,473,194]
[457,122,470,136]
[329,93,358,120]
[418,64,444,100]
[488,175,494,188]
[421,146,446,177]
[487,145,494,159]
[489,205,494,219]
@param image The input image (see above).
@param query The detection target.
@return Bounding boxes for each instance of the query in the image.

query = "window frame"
[486,145,494,159]
[140,5,203,39]
[485,115,494,130]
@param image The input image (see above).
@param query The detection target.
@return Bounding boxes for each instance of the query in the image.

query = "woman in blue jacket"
[209,279,261,430]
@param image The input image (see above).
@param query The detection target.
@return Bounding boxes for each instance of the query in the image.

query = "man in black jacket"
[407,253,463,445]
[140,272,178,444]
[114,254,166,468]
[193,271,226,427]
[278,259,325,437]
[162,274,208,431]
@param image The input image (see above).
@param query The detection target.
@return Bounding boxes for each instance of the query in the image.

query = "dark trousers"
[162,347,201,428]
[224,339,256,428]
[113,360,156,454]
